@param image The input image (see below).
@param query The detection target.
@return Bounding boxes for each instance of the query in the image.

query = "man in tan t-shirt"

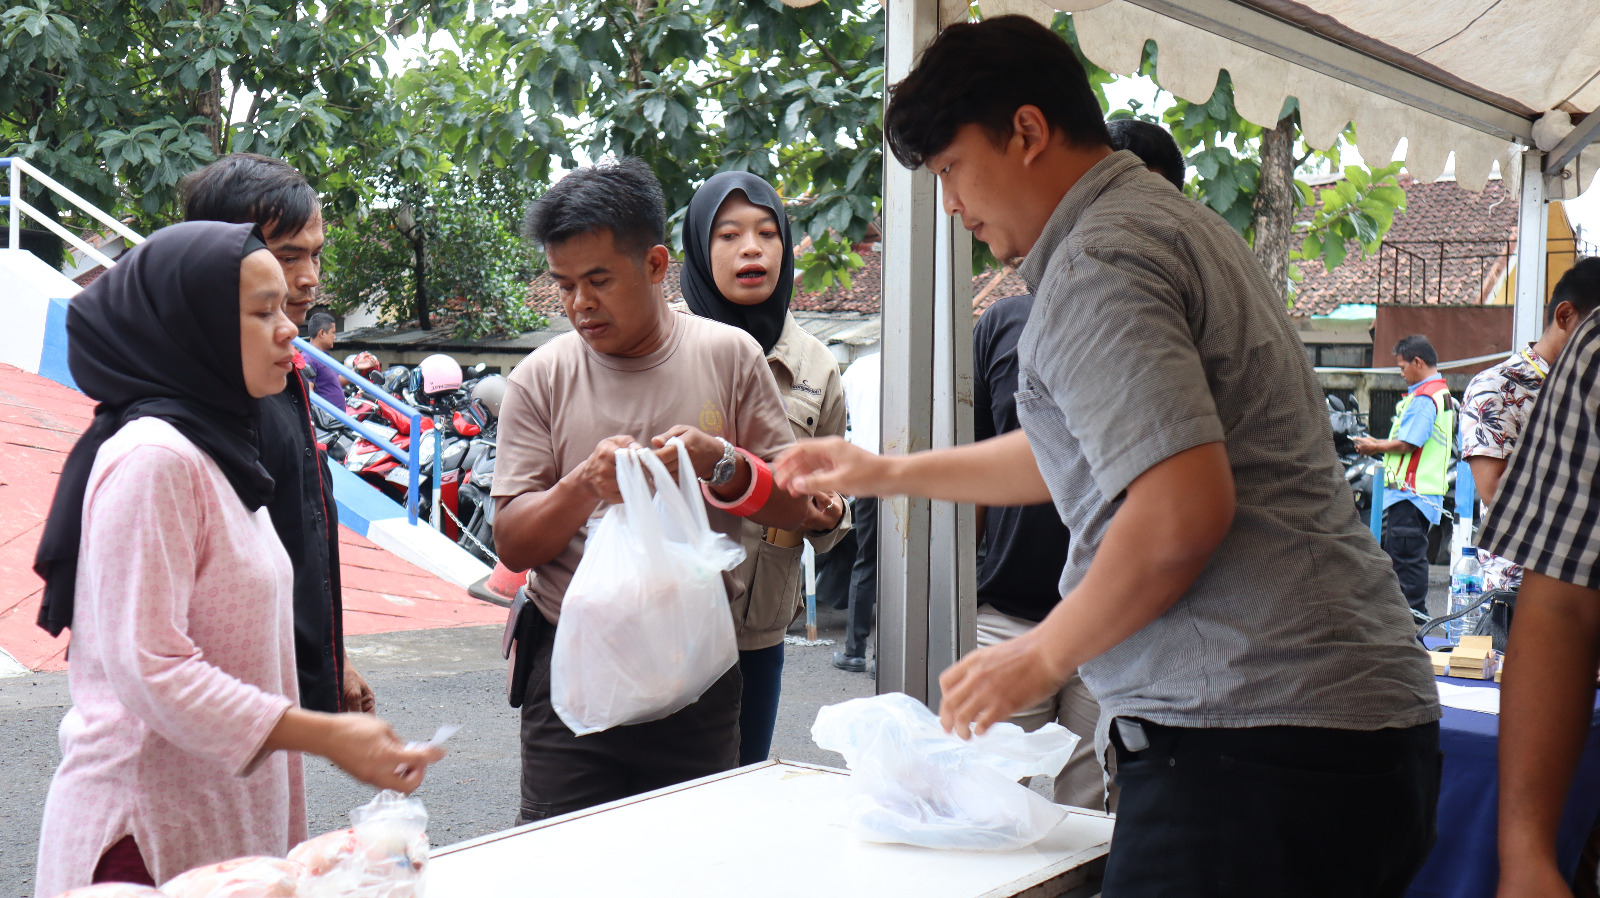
[492,159,813,823]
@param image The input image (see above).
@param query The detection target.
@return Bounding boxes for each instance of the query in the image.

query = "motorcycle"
[452,375,506,564]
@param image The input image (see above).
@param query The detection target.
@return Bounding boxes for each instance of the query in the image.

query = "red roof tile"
[1290,175,1517,317]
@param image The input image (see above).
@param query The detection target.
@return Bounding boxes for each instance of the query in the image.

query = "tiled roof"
[1289,175,1516,318]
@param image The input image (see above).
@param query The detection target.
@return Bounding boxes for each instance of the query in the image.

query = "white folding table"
[428,760,1114,898]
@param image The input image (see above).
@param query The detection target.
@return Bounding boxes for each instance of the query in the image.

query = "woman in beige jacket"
[681,172,851,764]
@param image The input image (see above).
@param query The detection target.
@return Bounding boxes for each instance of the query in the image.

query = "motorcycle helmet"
[410,354,463,407]
[348,351,381,381]
[470,374,507,421]
[382,365,410,394]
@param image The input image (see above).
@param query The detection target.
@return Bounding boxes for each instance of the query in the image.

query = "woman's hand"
[268,708,444,794]
[320,714,445,793]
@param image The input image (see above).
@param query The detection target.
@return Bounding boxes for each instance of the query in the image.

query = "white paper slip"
[1436,682,1501,715]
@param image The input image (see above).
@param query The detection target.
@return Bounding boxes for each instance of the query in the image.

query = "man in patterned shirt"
[1479,302,1600,896]
[1462,258,1600,593]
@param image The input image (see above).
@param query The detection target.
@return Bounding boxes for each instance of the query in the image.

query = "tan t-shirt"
[491,312,794,624]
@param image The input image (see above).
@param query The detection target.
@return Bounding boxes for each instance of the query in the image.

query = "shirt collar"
[1519,342,1550,378]
[1408,372,1444,393]
[1017,151,1145,293]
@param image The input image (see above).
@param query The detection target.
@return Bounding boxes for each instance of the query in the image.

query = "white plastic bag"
[812,692,1081,850]
[293,790,429,898]
[161,856,306,898]
[552,439,744,735]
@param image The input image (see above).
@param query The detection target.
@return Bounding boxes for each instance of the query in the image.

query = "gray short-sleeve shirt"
[1015,152,1439,744]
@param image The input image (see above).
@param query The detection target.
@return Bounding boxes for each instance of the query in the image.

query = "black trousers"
[1103,720,1440,897]
[844,496,878,659]
[1383,500,1433,617]
[516,610,741,824]
[813,526,857,611]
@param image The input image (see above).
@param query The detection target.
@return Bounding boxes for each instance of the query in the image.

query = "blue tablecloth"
[1404,675,1600,898]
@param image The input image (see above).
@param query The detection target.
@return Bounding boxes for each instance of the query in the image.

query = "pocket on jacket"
[740,538,806,635]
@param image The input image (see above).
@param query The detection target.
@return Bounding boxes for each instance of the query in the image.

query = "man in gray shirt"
[776,16,1440,896]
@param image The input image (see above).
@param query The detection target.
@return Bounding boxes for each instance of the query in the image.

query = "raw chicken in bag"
[551,439,744,735]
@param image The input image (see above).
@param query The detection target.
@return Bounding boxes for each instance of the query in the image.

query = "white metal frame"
[877,0,1598,703]
[3,156,144,269]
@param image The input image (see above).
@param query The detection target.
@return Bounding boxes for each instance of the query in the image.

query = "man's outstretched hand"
[937,629,1069,739]
[774,437,894,499]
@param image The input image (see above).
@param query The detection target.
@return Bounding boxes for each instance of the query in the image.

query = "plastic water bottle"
[1447,547,1484,645]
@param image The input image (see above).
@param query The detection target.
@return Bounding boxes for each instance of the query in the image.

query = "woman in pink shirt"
[31,222,443,896]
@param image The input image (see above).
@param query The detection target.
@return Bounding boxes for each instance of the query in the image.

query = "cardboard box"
[1449,636,1499,680]
[1428,651,1451,676]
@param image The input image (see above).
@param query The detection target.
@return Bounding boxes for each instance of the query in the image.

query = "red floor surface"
[0,364,502,673]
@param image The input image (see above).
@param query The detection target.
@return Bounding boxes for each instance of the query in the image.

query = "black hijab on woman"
[680,172,795,355]
[35,220,275,636]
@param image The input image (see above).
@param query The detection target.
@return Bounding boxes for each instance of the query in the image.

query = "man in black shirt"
[180,154,372,714]
[973,293,1110,812]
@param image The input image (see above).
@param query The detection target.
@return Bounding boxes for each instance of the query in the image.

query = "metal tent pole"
[877,0,940,701]
[1513,149,1549,349]
[927,193,977,705]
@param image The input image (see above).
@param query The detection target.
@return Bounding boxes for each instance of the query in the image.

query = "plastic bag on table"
[161,856,306,898]
[551,440,744,736]
[292,790,429,898]
[812,692,1081,851]
[51,886,168,898]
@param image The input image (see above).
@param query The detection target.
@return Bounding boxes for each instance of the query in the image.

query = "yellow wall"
[1487,201,1576,305]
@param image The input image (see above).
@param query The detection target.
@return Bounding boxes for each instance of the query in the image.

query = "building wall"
[1373,305,1514,378]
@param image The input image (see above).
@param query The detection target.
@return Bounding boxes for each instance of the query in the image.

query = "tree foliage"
[1,0,884,333]
[493,0,883,289]
[319,171,547,340]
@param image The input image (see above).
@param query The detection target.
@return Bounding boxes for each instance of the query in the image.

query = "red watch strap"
[702,448,773,517]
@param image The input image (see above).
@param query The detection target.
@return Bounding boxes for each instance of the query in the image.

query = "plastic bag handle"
[667,437,714,534]
[613,448,667,549]
[635,442,713,546]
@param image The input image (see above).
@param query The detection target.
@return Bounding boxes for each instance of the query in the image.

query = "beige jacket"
[728,313,852,650]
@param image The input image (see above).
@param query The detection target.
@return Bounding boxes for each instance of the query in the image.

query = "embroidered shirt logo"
[699,401,725,436]
[792,379,822,396]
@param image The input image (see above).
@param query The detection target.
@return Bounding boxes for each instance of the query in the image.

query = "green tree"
[492,0,884,291]
[2,0,886,328]
[0,0,493,224]
[319,170,547,339]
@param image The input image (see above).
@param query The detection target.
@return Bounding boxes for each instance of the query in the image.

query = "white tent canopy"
[778,0,1600,701]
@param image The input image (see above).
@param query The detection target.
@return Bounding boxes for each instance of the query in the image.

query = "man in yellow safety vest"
[1355,334,1454,620]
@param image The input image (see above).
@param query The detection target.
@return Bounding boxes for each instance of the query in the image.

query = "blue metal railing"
[294,338,423,525]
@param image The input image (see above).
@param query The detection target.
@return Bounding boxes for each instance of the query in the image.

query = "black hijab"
[680,172,795,355]
[35,220,276,636]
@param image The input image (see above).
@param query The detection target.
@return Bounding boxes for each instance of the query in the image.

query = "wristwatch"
[702,437,739,486]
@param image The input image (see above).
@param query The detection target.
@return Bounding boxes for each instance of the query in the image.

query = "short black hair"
[1548,257,1600,324]
[1108,120,1186,189]
[522,158,665,258]
[181,153,319,241]
[307,311,337,338]
[884,15,1111,170]
[1393,334,1437,367]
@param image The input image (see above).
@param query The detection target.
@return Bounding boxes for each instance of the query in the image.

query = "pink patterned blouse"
[34,418,304,897]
